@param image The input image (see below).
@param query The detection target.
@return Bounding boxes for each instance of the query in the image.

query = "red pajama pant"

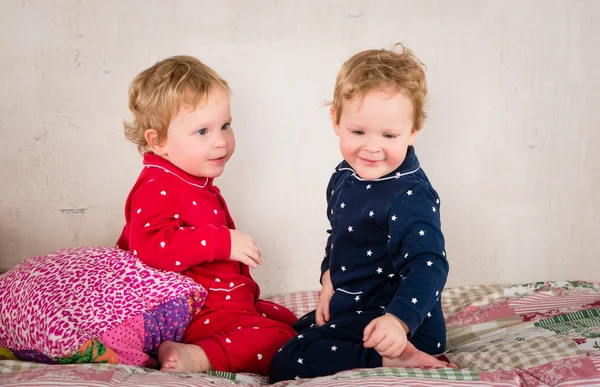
[182,272,298,375]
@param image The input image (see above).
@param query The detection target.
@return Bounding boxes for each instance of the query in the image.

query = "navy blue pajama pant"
[269,303,446,383]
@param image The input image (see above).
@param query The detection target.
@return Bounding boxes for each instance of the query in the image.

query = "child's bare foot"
[382,342,458,369]
[158,341,212,372]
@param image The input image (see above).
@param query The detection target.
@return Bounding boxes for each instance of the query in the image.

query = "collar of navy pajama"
[336,145,421,182]
[142,152,212,189]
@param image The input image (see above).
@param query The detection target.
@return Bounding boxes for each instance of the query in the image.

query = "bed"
[1,281,600,386]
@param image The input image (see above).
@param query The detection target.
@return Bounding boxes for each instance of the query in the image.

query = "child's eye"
[221,123,231,130]
[196,128,207,136]
[352,130,364,136]
[383,134,397,139]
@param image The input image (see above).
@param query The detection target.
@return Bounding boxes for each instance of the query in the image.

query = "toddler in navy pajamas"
[270,44,456,382]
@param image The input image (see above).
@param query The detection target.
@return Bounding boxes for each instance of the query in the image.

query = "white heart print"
[160,242,165,248]
[175,261,181,266]
[226,338,231,343]
[201,240,207,246]
[204,319,210,324]
[226,295,231,300]
[160,191,166,196]
[257,354,263,360]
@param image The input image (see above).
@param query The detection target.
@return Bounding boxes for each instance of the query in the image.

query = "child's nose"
[213,132,228,148]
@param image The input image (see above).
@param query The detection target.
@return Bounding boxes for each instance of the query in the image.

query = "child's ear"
[408,130,418,146]
[144,129,168,156]
[330,107,341,137]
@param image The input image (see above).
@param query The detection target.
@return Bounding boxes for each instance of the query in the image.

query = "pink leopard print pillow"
[0,246,207,366]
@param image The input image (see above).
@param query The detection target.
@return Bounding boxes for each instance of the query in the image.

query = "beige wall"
[1,0,599,297]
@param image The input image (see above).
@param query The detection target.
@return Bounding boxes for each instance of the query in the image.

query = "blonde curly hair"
[124,56,229,153]
[331,43,428,132]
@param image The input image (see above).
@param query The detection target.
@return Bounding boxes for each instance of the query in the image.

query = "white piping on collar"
[145,164,209,189]
[337,165,421,182]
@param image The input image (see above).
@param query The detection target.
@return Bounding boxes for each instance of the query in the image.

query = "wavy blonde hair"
[124,55,229,153]
[331,43,427,132]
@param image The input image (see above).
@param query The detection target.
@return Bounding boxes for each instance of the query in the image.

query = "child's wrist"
[385,313,409,333]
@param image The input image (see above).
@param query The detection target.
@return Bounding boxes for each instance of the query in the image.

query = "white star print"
[369,210,374,217]
[367,250,373,256]
[427,261,433,266]
[377,267,383,274]
[297,358,303,364]
[341,266,346,271]
[133,250,137,255]
[331,346,337,351]
[295,376,300,380]
[419,230,425,236]
[404,253,409,258]
[437,342,441,348]
[435,290,440,296]
[340,202,346,208]
[407,190,413,196]
[348,226,353,232]
[331,190,334,194]
[391,215,397,221]
[443,251,446,256]
[330,324,336,329]
[387,235,391,239]
[278,348,282,352]
[331,209,334,214]
[412,298,418,304]
[356,311,363,314]
[388,274,395,278]
[298,335,304,339]
[432,207,437,212]
[436,199,440,204]
[366,184,371,190]
[427,312,432,318]
[355,295,360,302]
[396,172,401,177]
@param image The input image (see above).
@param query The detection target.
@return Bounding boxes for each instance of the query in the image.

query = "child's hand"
[229,230,262,268]
[316,269,334,325]
[363,314,408,358]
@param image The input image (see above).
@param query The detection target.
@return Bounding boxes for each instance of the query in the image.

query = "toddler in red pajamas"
[116,55,297,375]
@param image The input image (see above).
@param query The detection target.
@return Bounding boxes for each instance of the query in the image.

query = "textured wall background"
[1,0,599,296]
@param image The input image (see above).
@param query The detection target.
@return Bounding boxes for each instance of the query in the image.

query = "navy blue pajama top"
[320,146,449,335]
